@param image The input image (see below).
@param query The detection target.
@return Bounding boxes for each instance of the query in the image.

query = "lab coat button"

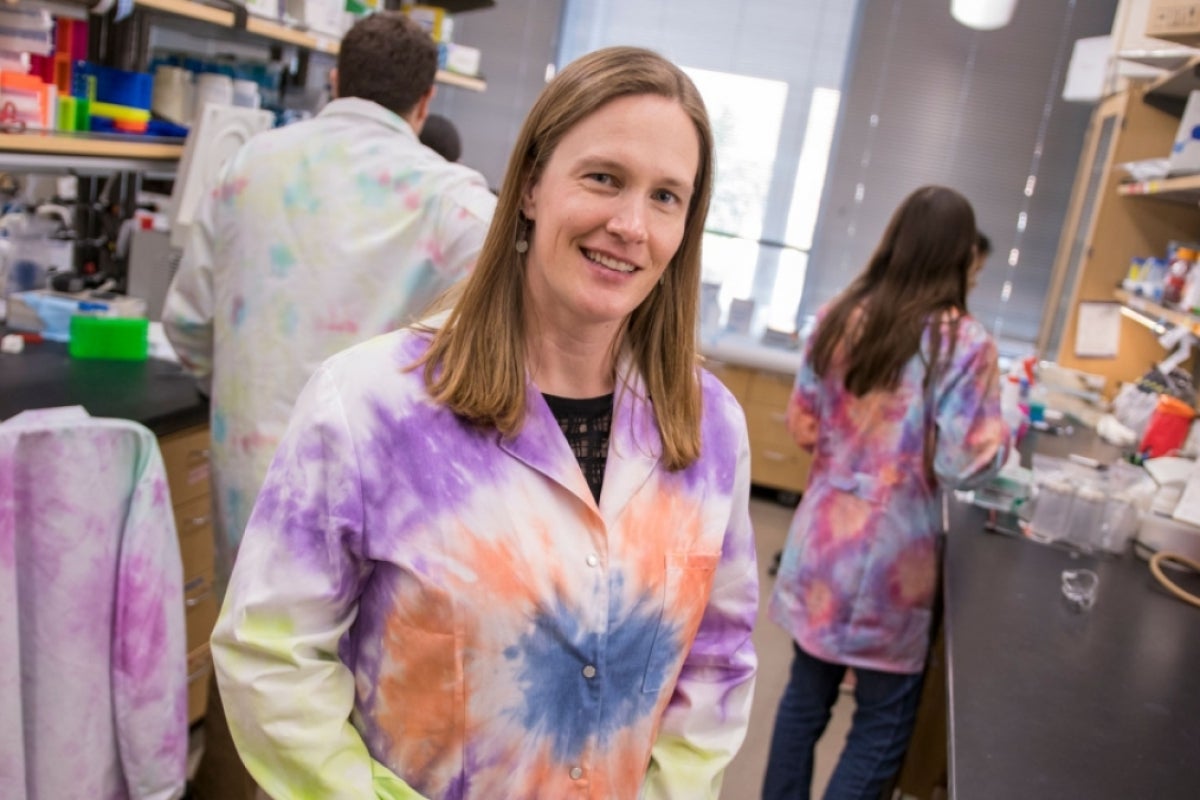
[586,553,599,567]
[582,664,597,679]
[570,766,584,780]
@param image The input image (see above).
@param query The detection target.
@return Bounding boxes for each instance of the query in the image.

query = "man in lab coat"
[162,12,495,797]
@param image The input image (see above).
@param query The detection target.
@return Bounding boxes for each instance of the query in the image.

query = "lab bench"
[930,429,1200,798]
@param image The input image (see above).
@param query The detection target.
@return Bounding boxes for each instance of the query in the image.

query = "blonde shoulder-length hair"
[416,46,714,471]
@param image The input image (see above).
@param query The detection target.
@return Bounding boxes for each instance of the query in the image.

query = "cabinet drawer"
[704,359,753,402]
[746,404,793,447]
[748,368,796,409]
[187,644,212,725]
[184,570,219,653]
[750,442,813,494]
[175,494,215,582]
[159,426,211,505]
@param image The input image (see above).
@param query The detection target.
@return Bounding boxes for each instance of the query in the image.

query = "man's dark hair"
[419,113,462,162]
[337,13,438,117]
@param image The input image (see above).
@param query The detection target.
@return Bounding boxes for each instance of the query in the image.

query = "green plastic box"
[69,315,149,361]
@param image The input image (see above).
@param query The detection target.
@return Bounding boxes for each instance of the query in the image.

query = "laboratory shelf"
[0,131,182,173]
[134,0,341,54]
[1144,53,1200,114]
[1117,173,1200,204]
[1114,287,1200,337]
[132,0,487,90]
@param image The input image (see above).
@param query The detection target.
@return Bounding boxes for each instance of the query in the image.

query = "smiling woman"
[520,93,698,362]
[210,46,759,800]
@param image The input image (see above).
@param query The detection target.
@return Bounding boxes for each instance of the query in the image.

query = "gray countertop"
[945,431,1200,799]
[0,335,208,436]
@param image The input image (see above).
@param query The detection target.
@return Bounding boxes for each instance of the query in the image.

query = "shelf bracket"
[208,0,248,30]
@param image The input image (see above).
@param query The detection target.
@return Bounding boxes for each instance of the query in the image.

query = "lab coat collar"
[317,97,419,142]
[498,351,662,525]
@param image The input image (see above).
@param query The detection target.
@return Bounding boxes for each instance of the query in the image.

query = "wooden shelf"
[1115,288,1200,336]
[0,131,182,158]
[0,132,182,173]
[132,0,484,88]
[135,0,232,26]
[435,69,487,92]
[1144,54,1200,114]
[1118,174,1200,204]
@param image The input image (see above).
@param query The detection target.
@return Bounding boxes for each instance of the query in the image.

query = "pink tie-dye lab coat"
[771,312,1009,674]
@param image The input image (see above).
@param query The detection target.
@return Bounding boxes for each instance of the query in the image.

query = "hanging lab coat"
[162,97,496,584]
[0,407,188,800]
[211,329,759,799]
[771,311,1009,674]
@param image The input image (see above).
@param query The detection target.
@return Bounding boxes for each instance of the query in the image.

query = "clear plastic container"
[1098,491,1141,554]
[1030,477,1075,543]
[1066,485,1107,552]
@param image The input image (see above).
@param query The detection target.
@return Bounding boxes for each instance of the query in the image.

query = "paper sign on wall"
[1074,301,1121,359]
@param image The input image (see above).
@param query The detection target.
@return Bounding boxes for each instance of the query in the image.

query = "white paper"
[1074,301,1121,358]
[1172,459,1200,526]
[1063,35,1113,103]
[1144,456,1196,487]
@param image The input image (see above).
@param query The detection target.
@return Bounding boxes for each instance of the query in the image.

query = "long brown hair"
[809,185,977,397]
[416,47,714,470]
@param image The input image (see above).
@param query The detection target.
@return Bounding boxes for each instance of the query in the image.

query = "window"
[558,0,860,340]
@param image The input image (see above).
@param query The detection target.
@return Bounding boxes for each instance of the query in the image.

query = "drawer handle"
[187,516,210,527]
[762,450,788,462]
[187,662,212,682]
[185,589,214,608]
[769,411,787,423]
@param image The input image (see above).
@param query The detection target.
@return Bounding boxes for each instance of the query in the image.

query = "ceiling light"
[951,0,1018,31]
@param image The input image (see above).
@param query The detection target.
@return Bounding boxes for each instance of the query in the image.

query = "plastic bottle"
[1162,246,1196,306]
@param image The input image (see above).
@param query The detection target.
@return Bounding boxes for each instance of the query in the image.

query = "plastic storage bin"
[73,62,153,110]
[68,315,149,361]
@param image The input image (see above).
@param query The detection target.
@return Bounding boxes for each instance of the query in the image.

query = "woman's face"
[521,93,699,337]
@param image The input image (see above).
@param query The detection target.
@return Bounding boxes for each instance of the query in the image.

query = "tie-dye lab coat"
[211,329,759,799]
[163,97,496,588]
[0,407,187,799]
[770,312,1008,674]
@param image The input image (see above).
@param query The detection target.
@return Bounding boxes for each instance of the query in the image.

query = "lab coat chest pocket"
[640,551,720,693]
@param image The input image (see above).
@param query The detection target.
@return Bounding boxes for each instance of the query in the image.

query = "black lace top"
[542,392,614,503]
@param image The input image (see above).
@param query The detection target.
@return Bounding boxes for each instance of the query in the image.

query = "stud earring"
[515,238,528,254]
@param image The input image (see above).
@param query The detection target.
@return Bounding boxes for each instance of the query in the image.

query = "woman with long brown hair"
[211,47,758,799]
[763,185,1009,799]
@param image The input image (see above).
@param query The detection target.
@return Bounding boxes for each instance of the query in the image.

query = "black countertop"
[0,337,208,436]
[946,432,1200,799]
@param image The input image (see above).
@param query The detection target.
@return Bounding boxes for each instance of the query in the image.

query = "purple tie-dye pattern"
[0,414,187,799]
[689,375,742,492]
[0,452,13,569]
[360,394,509,536]
[115,554,169,686]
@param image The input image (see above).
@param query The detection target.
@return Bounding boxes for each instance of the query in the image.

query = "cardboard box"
[1147,1,1200,45]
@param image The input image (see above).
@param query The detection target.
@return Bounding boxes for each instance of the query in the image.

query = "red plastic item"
[1139,395,1196,458]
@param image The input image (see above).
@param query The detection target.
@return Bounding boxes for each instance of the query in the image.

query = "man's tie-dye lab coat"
[211,329,759,799]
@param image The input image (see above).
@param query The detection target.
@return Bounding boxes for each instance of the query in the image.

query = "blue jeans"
[762,644,925,800]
